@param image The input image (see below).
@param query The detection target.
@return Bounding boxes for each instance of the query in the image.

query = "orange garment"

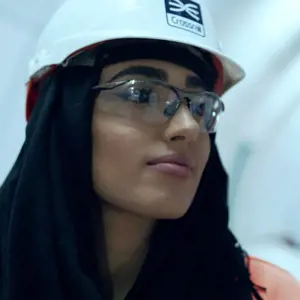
[249,257,300,299]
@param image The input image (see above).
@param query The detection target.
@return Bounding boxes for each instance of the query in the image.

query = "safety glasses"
[92,79,224,133]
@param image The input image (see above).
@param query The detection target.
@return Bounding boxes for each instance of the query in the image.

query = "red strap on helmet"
[212,56,223,96]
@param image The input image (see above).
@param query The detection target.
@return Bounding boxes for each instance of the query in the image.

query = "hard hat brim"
[29,32,245,96]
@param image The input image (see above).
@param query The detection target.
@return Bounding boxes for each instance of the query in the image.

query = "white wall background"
[0,0,300,279]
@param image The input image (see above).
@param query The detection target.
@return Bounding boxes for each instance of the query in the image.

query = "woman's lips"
[147,155,194,178]
[147,162,191,178]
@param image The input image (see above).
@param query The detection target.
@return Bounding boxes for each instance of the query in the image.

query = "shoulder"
[248,256,300,300]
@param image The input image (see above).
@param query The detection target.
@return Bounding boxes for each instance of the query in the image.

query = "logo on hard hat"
[165,0,205,36]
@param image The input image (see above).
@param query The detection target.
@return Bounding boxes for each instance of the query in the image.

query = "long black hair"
[0,42,263,300]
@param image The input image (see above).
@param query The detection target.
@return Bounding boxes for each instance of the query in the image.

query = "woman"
[0,0,299,299]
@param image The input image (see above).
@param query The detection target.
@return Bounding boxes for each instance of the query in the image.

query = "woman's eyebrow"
[108,65,168,82]
[185,75,204,88]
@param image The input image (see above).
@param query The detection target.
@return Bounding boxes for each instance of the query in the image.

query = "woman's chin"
[130,195,194,220]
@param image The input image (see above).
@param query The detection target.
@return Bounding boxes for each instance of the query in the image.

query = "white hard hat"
[26,0,245,120]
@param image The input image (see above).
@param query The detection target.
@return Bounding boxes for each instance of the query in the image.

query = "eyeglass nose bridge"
[163,88,195,118]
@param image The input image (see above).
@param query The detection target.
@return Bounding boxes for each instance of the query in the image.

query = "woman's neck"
[101,204,154,299]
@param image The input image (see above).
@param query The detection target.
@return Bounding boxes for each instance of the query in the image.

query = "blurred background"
[0,0,300,279]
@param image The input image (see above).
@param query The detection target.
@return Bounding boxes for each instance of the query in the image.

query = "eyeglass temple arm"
[92,80,128,91]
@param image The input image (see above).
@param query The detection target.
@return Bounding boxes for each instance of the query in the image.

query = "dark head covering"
[0,42,262,300]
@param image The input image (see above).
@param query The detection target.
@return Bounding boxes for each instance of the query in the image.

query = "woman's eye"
[191,102,205,116]
[119,87,153,104]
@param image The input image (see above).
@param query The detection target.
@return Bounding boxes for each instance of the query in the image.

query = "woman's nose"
[163,104,200,143]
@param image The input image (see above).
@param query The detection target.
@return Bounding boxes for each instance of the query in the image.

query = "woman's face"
[92,59,210,219]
